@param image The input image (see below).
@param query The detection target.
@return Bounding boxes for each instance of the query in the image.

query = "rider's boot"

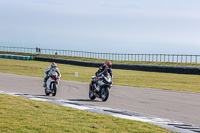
[47,88,51,92]
[43,82,46,87]
[45,88,51,93]
[43,78,47,87]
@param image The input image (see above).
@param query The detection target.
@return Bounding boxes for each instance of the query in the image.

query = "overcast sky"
[0,0,200,54]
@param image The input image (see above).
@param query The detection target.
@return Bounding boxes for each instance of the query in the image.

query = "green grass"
[0,58,200,93]
[0,94,174,133]
[0,52,189,132]
[1,51,200,67]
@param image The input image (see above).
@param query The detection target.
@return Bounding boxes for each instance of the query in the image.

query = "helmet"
[105,61,112,69]
[51,62,57,70]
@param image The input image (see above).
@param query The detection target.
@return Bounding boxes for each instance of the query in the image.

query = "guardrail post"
[159,54,161,62]
[176,55,178,63]
[181,55,182,63]
[156,54,157,62]
[186,55,187,63]
[196,55,198,63]
[117,53,118,60]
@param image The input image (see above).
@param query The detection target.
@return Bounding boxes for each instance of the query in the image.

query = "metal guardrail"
[35,57,200,75]
[0,46,200,63]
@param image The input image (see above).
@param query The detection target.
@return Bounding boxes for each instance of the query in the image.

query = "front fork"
[89,82,93,90]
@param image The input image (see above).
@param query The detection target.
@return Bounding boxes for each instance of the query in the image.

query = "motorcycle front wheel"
[101,87,109,102]
[89,85,96,100]
[52,84,57,96]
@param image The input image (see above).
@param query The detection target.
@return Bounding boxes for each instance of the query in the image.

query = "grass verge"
[0,58,200,92]
[0,94,174,133]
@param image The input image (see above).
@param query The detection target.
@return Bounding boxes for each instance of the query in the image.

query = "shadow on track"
[68,99,101,102]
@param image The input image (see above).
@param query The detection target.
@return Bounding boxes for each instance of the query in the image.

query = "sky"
[0,0,200,54]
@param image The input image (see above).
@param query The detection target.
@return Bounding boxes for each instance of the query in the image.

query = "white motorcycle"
[45,73,60,96]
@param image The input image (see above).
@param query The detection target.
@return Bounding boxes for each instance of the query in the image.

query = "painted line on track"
[1,91,200,133]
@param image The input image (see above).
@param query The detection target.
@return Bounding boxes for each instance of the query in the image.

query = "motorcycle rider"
[90,61,113,91]
[43,62,61,92]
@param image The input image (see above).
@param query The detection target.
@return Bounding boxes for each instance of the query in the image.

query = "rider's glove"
[96,76,99,80]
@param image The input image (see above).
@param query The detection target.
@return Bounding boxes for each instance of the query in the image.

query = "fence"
[0,46,200,63]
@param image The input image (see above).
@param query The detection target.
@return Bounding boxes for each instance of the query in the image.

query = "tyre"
[52,84,57,96]
[101,87,109,102]
[89,85,96,100]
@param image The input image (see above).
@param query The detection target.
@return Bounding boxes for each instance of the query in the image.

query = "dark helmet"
[105,61,112,69]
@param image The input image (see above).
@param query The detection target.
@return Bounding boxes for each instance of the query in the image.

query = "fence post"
[186,55,187,63]
[196,55,198,63]
[134,54,135,61]
[131,54,133,61]
[160,54,161,62]
[111,53,114,60]
[167,55,169,62]
[181,55,182,63]
[156,54,158,62]
[177,55,178,63]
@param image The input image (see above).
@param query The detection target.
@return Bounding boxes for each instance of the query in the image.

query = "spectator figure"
[55,52,58,55]
[36,47,38,53]
[38,48,41,53]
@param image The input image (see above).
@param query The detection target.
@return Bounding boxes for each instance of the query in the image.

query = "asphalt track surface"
[1,72,200,128]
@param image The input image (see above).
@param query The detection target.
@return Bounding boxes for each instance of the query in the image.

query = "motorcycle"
[45,73,60,96]
[89,70,113,102]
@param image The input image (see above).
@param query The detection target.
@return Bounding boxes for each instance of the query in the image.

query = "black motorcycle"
[89,71,112,102]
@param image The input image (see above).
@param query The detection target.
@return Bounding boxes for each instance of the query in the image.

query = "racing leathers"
[95,65,113,78]
[92,65,113,87]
